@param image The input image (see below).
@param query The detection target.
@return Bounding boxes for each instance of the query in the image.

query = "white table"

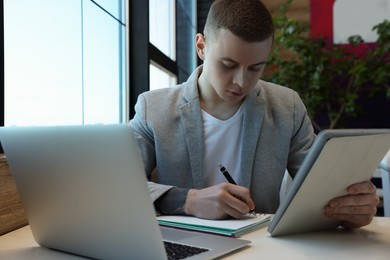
[1,217,390,260]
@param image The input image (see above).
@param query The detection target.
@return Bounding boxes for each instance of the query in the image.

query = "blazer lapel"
[239,86,266,188]
[179,103,204,189]
[179,67,205,189]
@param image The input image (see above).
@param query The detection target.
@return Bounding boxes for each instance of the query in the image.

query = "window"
[149,0,177,90]
[149,0,176,60]
[3,0,126,126]
[1,0,198,152]
[149,62,177,91]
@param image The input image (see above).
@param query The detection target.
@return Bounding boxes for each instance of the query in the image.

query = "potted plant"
[264,0,390,131]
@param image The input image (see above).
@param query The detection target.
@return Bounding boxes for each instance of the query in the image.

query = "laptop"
[0,124,250,260]
[268,129,390,237]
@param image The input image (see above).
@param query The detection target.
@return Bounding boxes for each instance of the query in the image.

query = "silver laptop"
[0,124,250,260]
[268,129,390,237]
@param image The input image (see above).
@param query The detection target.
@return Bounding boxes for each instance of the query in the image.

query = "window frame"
[128,0,197,118]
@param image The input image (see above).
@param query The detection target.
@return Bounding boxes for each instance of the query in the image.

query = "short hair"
[204,0,274,42]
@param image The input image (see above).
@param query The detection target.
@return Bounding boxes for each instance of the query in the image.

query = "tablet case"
[268,129,390,236]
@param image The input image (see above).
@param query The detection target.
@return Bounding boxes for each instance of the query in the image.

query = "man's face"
[197,29,273,103]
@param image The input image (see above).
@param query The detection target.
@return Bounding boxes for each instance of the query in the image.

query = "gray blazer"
[129,66,315,213]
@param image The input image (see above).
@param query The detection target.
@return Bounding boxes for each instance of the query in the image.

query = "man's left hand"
[324,180,380,229]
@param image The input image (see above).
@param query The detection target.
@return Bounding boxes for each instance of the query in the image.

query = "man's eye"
[249,66,262,72]
[221,62,236,69]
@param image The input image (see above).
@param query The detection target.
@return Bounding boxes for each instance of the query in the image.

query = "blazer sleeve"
[287,91,316,177]
[129,93,191,215]
[129,94,174,201]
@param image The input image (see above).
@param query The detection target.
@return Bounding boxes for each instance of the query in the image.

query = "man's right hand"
[183,183,255,220]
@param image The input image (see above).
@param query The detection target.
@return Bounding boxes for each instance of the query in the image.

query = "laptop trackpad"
[160,226,196,241]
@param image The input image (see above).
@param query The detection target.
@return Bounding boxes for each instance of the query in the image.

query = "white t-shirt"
[202,105,244,186]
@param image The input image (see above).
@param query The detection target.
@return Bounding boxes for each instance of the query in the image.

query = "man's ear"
[195,33,206,60]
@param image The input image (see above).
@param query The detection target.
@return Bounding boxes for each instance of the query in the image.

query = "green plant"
[264,0,390,131]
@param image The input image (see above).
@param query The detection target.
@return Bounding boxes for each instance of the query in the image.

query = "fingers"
[329,211,375,229]
[184,184,255,220]
[219,191,253,219]
[210,183,254,218]
[327,193,380,209]
[346,180,377,195]
[325,180,380,229]
[221,199,249,219]
[339,214,374,229]
[325,203,378,229]
[325,204,377,216]
[225,184,255,212]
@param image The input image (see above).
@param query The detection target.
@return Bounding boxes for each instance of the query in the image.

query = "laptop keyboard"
[164,241,209,260]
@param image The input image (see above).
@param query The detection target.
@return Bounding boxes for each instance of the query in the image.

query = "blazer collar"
[182,66,202,102]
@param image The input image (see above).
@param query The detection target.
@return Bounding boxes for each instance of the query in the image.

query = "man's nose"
[233,69,246,88]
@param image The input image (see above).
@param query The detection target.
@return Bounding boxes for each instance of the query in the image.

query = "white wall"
[333,0,390,43]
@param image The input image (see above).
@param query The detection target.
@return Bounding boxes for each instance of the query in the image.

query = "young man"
[129,0,379,229]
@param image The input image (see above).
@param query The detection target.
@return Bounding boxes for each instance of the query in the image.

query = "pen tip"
[218,163,223,167]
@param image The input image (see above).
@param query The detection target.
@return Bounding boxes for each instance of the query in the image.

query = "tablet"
[268,129,390,237]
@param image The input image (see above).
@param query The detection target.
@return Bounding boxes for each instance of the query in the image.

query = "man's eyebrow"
[220,57,268,66]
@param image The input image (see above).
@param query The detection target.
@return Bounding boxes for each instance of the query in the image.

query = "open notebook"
[158,214,271,237]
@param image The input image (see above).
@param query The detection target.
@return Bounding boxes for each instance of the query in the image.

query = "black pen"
[218,163,257,216]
